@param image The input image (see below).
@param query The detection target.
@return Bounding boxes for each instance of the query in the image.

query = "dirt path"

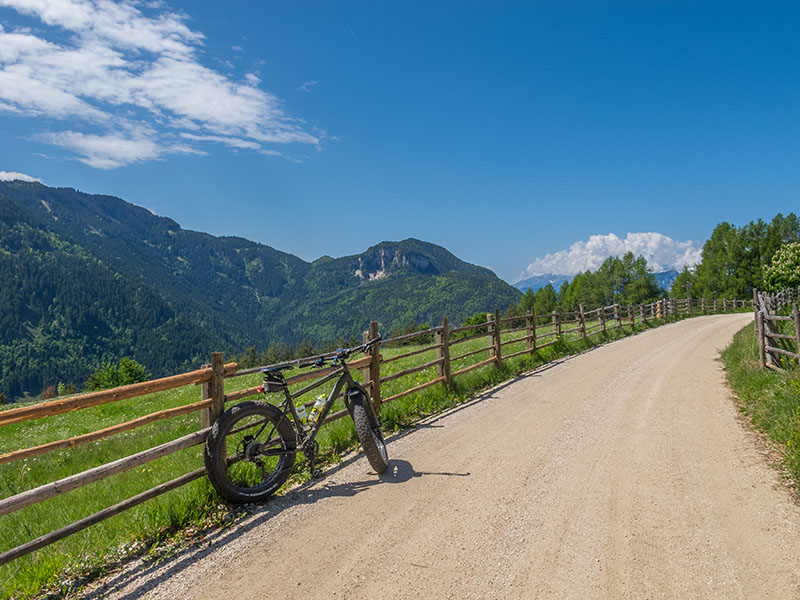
[88,314,800,599]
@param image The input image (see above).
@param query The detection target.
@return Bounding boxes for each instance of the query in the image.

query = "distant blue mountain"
[513,274,573,292]
[653,269,680,291]
[514,270,680,293]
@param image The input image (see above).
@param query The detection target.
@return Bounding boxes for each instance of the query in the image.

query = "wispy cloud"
[0,0,321,168]
[519,232,702,279]
[297,80,318,92]
[0,170,42,182]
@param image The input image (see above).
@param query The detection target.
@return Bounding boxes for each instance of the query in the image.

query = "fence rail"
[0,295,752,567]
[753,287,800,370]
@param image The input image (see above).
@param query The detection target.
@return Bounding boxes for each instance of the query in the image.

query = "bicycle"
[203,337,389,503]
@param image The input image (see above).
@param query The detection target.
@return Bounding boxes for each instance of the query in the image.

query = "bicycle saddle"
[260,364,293,374]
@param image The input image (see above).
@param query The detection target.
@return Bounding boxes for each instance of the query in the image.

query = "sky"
[1,1,799,283]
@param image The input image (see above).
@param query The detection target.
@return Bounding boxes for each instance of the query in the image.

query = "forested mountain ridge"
[0,192,227,399]
[1,181,520,399]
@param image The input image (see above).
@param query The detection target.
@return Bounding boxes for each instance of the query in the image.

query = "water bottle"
[295,403,309,424]
[308,395,326,423]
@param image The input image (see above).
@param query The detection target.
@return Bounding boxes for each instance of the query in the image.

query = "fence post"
[487,312,497,360]
[794,303,800,365]
[759,293,777,368]
[713,298,718,312]
[436,317,452,386]
[493,308,503,365]
[753,289,759,333]
[627,305,633,326]
[600,305,606,332]
[614,304,620,328]
[579,304,587,339]
[201,352,225,429]
[701,297,705,312]
[362,321,382,413]
[639,303,644,323]
[200,364,211,428]
[756,307,766,369]
[526,310,536,352]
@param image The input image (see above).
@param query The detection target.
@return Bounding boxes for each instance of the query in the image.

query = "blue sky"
[1,1,799,282]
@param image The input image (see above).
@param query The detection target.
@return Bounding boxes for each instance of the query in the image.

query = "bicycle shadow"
[78,459,467,600]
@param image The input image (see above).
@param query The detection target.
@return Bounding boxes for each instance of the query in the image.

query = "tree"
[763,243,800,291]
[519,288,535,314]
[669,266,697,299]
[85,357,150,391]
[534,284,557,315]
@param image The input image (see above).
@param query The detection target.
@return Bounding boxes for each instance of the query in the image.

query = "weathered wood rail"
[0,296,751,567]
[753,287,800,370]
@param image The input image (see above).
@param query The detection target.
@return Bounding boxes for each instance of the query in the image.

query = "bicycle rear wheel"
[204,401,296,503]
[350,393,389,474]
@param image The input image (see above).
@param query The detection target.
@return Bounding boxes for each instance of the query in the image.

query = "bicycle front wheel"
[351,393,389,474]
[204,401,297,503]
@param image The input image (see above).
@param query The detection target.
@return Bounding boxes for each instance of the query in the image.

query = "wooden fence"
[0,296,751,567]
[753,287,800,370]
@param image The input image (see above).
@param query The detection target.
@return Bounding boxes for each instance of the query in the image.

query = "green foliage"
[85,357,150,391]
[693,213,800,298]
[553,253,662,311]
[763,243,800,292]
[451,311,490,341]
[534,283,557,315]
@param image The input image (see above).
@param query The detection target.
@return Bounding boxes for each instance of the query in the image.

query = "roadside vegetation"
[722,321,800,492]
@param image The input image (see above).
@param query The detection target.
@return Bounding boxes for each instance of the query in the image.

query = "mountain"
[652,269,679,291]
[514,270,681,293]
[513,274,573,292]
[0,181,520,399]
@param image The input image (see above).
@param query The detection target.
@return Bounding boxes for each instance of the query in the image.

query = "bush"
[85,357,150,391]
[41,385,57,400]
[763,243,800,291]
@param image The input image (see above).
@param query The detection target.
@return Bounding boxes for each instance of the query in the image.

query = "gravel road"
[85,314,800,599]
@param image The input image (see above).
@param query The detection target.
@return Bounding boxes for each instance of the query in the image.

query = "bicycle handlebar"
[297,335,382,369]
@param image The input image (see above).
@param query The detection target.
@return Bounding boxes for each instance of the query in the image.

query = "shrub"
[763,243,800,291]
[85,357,150,391]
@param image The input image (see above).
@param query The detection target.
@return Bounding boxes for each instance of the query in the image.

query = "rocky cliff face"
[352,245,438,280]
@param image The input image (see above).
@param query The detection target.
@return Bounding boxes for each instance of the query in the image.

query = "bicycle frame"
[274,361,369,450]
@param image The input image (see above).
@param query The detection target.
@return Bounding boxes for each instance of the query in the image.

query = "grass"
[721,320,800,490]
[0,309,718,599]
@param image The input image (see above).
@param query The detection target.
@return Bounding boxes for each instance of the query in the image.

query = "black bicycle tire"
[351,395,389,474]
[204,401,296,503]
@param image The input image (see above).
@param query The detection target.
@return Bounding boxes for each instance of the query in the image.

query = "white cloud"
[297,80,318,92]
[0,170,42,182]
[519,232,703,279]
[0,0,321,168]
[40,127,204,168]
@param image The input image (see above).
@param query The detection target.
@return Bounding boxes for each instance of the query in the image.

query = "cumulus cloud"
[0,170,42,182]
[0,0,321,168]
[519,232,703,279]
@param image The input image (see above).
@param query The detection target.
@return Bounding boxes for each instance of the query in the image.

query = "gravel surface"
[81,314,800,599]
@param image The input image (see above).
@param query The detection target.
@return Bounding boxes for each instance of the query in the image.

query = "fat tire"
[204,401,296,503]
[351,394,389,474]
